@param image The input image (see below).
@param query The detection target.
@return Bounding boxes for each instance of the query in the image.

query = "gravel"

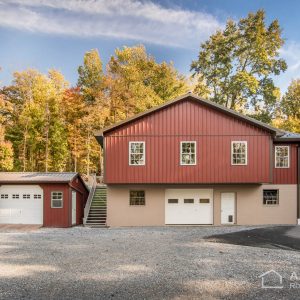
[0,225,299,300]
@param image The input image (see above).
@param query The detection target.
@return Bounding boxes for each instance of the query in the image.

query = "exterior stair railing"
[83,174,96,225]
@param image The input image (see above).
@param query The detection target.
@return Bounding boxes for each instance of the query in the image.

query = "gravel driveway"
[0,226,299,300]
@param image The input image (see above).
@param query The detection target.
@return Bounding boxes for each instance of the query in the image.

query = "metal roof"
[274,131,300,142]
[95,93,285,138]
[0,172,78,184]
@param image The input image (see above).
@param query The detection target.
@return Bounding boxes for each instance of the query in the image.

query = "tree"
[77,49,104,104]
[274,79,300,133]
[3,69,69,171]
[191,10,287,122]
[107,45,188,122]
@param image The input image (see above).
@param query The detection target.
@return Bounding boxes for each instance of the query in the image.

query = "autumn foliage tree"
[191,10,287,122]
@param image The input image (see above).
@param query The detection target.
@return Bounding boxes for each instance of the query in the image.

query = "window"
[168,199,178,204]
[129,191,145,205]
[0,194,8,199]
[129,142,145,165]
[12,194,19,199]
[34,194,42,199]
[275,146,289,168]
[184,199,194,204]
[263,190,279,205]
[180,141,196,165]
[23,194,30,199]
[199,199,210,204]
[231,141,247,165]
[51,192,63,208]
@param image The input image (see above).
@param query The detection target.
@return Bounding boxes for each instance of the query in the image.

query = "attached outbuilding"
[0,173,89,227]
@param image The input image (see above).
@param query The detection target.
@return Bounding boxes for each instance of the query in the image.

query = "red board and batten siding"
[273,144,298,184]
[104,100,272,184]
[42,176,88,227]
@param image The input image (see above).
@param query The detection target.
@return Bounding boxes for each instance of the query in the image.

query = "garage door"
[165,189,213,224]
[0,185,43,224]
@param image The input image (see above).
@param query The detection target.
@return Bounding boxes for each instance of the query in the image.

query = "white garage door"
[165,189,213,224]
[0,185,43,224]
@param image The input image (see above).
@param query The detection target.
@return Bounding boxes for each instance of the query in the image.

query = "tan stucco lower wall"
[107,184,298,227]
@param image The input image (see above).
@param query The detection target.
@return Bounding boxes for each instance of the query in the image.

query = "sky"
[0,0,300,93]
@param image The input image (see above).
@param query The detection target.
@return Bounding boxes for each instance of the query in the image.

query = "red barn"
[95,93,300,226]
[0,173,89,227]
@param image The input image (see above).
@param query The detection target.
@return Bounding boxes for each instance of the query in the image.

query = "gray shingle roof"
[0,172,78,183]
[274,131,300,142]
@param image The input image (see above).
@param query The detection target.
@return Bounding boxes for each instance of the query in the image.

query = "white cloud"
[275,41,300,92]
[0,0,222,48]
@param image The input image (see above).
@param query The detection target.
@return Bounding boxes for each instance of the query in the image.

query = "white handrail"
[83,174,97,224]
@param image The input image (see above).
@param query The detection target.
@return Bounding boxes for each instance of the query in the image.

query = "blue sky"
[0,0,300,92]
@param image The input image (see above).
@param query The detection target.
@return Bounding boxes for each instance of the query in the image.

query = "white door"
[72,191,77,225]
[221,193,235,224]
[165,189,213,224]
[0,185,43,224]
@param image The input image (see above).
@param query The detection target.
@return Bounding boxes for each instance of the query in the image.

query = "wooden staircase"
[85,186,107,227]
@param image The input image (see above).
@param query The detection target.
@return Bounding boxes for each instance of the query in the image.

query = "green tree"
[274,79,300,133]
[107,45,188,122]
[191,10,287,121]
[77,49,104,104]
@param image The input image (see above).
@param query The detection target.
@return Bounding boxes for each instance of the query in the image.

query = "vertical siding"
[105,99,272,184]
[42,184,70,228]
[273,144,298,184]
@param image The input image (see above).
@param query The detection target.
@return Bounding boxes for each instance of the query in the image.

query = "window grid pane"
[130,191,145,205]
[130,142,145,165]
[232,142,247,165]
[181,142,196,165]
[263,190,279,205]
[275,146,289,168]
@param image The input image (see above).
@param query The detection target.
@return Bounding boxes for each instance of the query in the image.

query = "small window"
[23,194,30,199]
[180,141,196,165]
[199,199,210,204]
[184,199,194,204]
[51,192,63,208]
[12,194,19,199]
[129,142,145,165]
[0,194,8,199]
[263,190,279,205]
[168,199,178,204]
[231,141,247,165]
[34,194,42,199]
[275,146,289,168]
[130,191,145,205]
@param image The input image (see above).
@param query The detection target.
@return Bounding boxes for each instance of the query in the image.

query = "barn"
[0,172,89,227]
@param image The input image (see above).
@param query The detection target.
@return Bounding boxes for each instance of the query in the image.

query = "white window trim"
[231,141,248,166]
[129,141,145,166]
[275,145,290,168]
[51,191,63,208]
[180,141,197,166]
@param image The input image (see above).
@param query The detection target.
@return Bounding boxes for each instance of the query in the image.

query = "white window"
[263,190,279,205]
[51,192,63,208]
[129,191,145,205]
[23,194,30,199]
[12,194,19,199]
[231,141,247,165]
[275,146,289,168]
[129,142,145,165]
[0,194,8,199]
[180,141,196,165]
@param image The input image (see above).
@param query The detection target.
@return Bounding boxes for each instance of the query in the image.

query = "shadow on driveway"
[205,226,300,251]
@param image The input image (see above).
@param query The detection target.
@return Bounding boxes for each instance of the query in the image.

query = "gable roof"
[95,93,285,140]
[0,172,79,184]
